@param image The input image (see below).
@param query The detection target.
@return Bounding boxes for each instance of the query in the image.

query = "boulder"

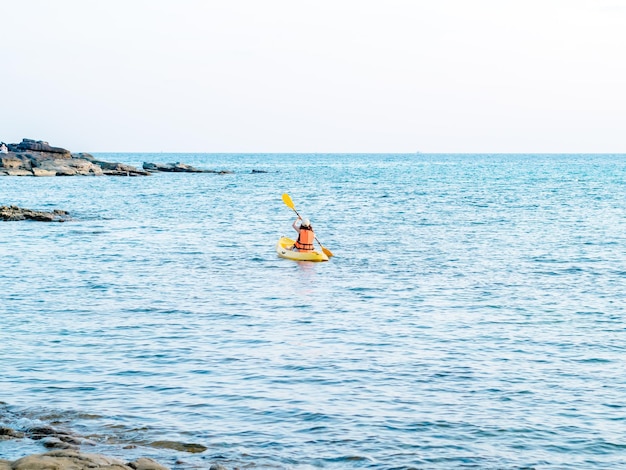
[9,450,170,470]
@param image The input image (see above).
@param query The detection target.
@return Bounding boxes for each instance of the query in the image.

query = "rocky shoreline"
[0,414,224,470]
[0,450,171,470]
[0,138,232,176]
[1,139,149,176]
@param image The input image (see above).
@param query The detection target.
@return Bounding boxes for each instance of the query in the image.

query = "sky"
[2,0,625,153]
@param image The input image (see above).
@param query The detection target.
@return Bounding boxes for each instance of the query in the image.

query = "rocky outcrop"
[143,162,206,173]
[0,450,169,470]
[0,138,249,176]
[82,154,150,176]
[7,138,71,156]
[142,162,233,174]
[0,138,148,176]
[0,419,221,470]
[1,205,71,222]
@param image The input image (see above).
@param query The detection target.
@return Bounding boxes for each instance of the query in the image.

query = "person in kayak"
[292,217,315,252]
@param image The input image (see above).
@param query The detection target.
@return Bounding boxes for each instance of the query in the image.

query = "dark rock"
[1,206,71,222]
[0,426,24,439]
[41,436,79,450]
[143,162,209,173]
[251,169,268,173]
[8,138,71,156]
[73,152,96,160]
[91,159,150,176]
[142,162,234,174]
[26,425,61,439]
[148,440,207,453]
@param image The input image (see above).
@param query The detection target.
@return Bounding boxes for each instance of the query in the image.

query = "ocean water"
[1,153,626,469]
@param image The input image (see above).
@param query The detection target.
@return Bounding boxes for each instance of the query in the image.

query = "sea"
[1,153,625,469]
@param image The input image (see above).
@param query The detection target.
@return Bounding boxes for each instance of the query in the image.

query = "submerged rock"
[0,417,235,470]
[0,205,71,222]
[148,440,208,453]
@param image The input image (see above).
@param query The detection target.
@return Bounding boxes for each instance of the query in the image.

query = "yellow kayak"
[275,237,329,262]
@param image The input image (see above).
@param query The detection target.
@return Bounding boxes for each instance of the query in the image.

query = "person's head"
[301,218,311,228]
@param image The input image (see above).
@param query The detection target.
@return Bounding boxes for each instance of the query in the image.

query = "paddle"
[282,193,334,258]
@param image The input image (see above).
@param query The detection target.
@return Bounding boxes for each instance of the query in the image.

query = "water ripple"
[2,153,626,469]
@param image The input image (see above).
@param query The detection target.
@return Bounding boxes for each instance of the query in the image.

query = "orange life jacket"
[295,226,315,251]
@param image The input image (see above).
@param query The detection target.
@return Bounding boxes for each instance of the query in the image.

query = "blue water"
[1,153,626,469]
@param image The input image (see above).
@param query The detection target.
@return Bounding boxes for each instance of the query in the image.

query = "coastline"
[0,406,219,470]
[0,138,226,177]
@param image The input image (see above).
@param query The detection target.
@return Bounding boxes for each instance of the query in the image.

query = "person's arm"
[292,217,301,232]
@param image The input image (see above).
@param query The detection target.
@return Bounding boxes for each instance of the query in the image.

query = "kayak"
[275,237,329,262]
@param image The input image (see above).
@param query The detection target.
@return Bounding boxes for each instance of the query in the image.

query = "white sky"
[1,0,625,153]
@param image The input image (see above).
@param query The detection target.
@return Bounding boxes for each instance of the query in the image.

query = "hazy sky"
[2,0,625,153]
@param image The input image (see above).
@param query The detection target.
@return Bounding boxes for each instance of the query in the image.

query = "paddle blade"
[282,193,295,210]
[316,237,334,258]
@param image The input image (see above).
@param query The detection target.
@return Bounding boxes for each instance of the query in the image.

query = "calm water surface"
[1,154,626,469]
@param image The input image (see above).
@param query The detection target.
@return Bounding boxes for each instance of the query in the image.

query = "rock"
[6,450,171,470]
[0,206,71,222]
[11,450,127,469]
[0,418,173,470]
[0,426,24,439]
[26,425,61,438]
[1,138,234,177]
[74,152,96,160]
[0,138,148,177]
[41,436,79,450]
[93,160,149,176]
[209,464,228,470]
[142,162,208,173]
[142,162,234,174]
[1,154,30,169]
[8,138,71,156]
[40,157,104,176]
[1,168,33,176]
[148,440,207,453]
[32,168,58,177]
[128,457,170,470]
